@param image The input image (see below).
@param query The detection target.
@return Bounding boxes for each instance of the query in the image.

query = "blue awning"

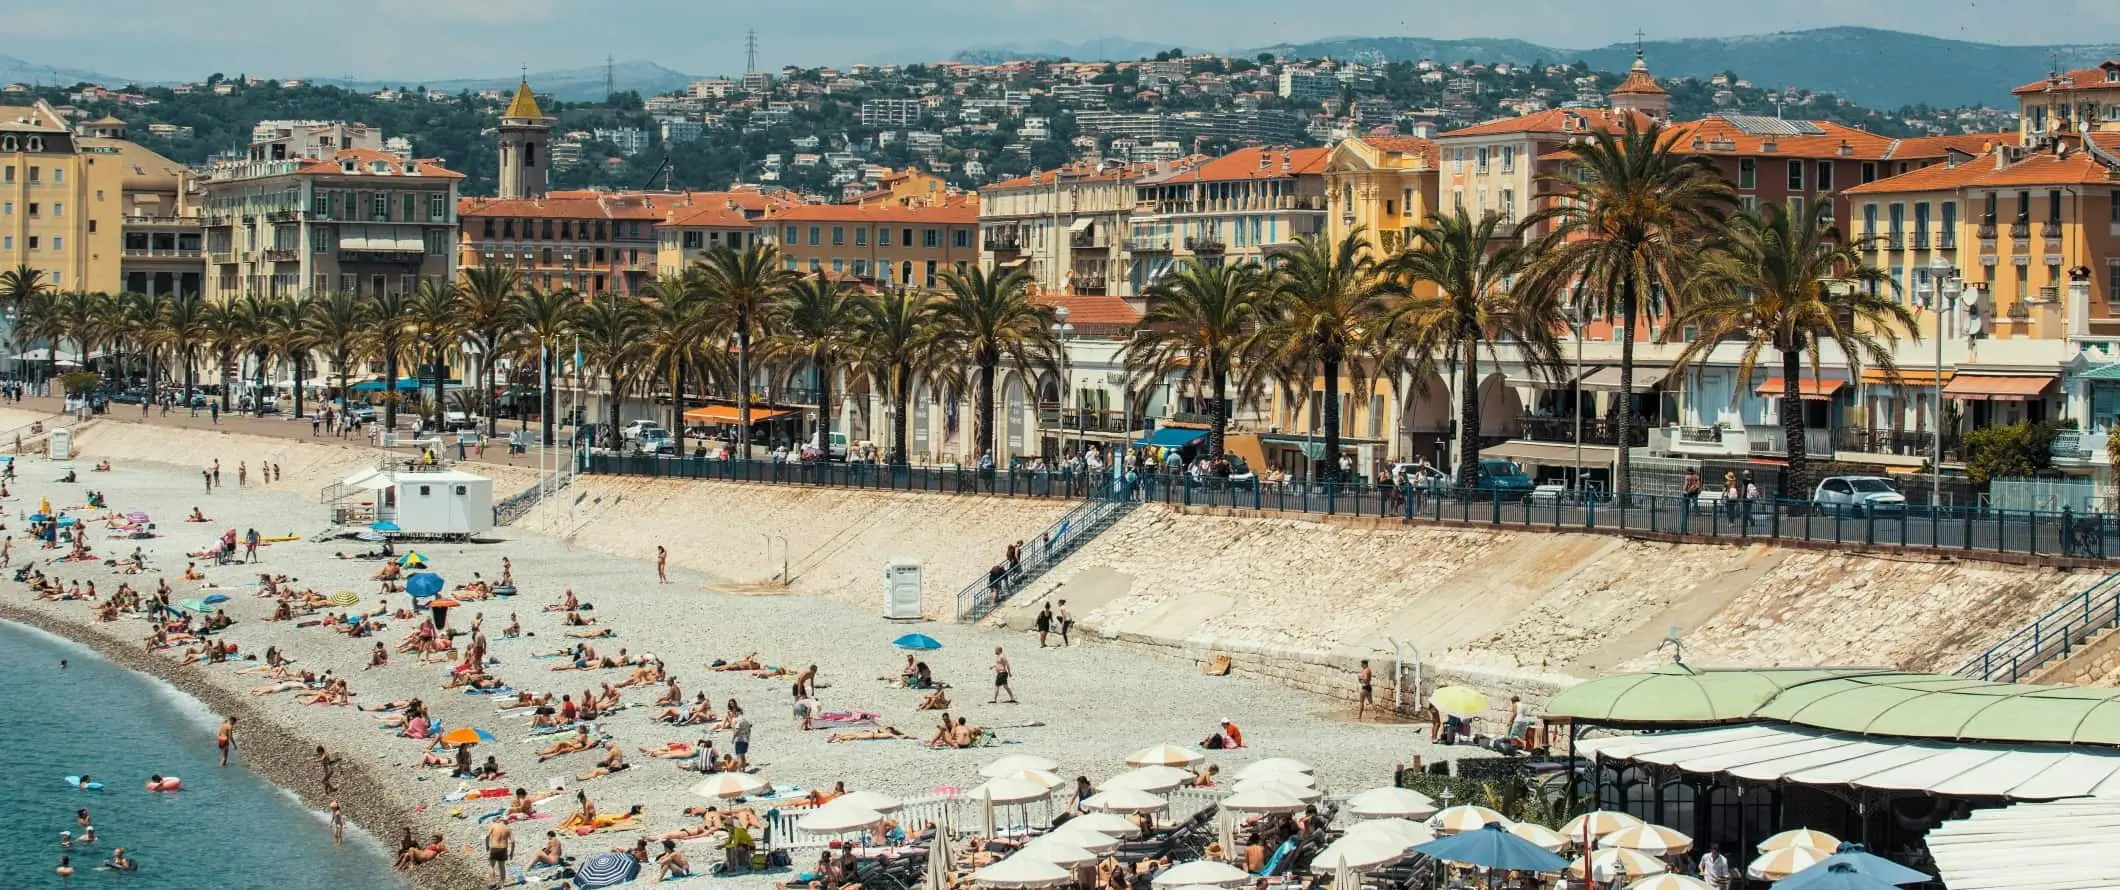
[351,377,423,393]
[1137,426,1208,448]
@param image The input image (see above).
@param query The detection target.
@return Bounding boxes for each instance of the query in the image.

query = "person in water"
[104,848,135,871]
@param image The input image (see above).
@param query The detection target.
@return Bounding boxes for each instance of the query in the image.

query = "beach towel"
[463,686,516,696]
[809,710,882,730]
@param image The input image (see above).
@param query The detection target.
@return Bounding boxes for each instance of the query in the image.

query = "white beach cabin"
[386,468,495,539]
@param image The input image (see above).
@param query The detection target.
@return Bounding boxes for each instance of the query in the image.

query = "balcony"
[2052,430,2112,468]
[1126,235,1172,253]
[122,215,199,228]
[2038,285,2060,302]
[122,247,203,259]
[266,209,301,223]
[1518,416,1649,448]
[1036,406,1135,434]
[983,233,1021,253]
[1070,229,1101,249]
[1072,275,1107,294]
[1185,235,1226,253]
[338,248,426,265]
[1911,232,1930,250]
[208,251,236,265]
[2042,222,2065,238]
[1747,426,1836,459]
[2009,221,2031,240]
[1938,229,1957,251]
[1885,234,1905,251]
[262,247,299,262]
[1977,221,1997,238]
[1834,427,1962,462]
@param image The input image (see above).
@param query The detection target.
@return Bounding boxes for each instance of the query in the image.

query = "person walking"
[244,528,261,563]
[212,459,222,488]
[1356,660,1376,720]
[1682,467,1702,511]
[1699,844,1731,890]
[209,402,220,424]
[1034,603,1053,648]
[990,647,1016,704]
[485,819,515,887]
[217,716,236,766]
[657,546,669,584]
[1056,599,1072,646]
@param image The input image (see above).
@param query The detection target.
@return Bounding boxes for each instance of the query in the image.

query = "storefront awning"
[1755,377,1848,400]
[1137,426,1208,448]
[1945,374,2056,400]
[1067,218,1094,234]
[1480,440,1620,468]
[1578,366,1667,393]
[682,405,797,424]
[1862,367,1955,386]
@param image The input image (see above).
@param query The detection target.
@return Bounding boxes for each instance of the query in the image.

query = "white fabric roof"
[1926,798,2120,889]
[1577,724,2120,801]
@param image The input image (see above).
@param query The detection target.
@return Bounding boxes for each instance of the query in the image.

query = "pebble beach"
[1,423,1450,889]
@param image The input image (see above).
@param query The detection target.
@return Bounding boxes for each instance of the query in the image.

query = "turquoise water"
[0,620,404,889]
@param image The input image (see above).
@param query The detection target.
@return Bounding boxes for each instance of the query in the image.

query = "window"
[1,237,9,250]
[1499,188,1515,219]
[831,226,845,245]
[1888,203,1904,246]
[1475,147,1489,172]
[310,227,331,253]
[1941,201,1957,248]
[26,202,36,216]
[1914,202,1930,248]
[1787,159,1804,191]
[313,192,329,216]
[923,228,939,247]
[852,259,868,277]
[952,228,970,248]
[1500,145,1515,172]
[426,231,447,255]
[372,193,388,220]
[86,219,95,233]
[482,218,496,238]
[1741,195,1759,213]
[1452,189,1463,210]
[1863,203,1879,237]
[783,225,797,243]
[26,236,37,249]
[24,166,36,183]
[924,259,937,286]
[1817,161,1833,191]
[402,194,416,221]
[808,258,821,272]
[51,168,61,184]
[2109,262,2120,305]
[51,202,60,217]
[1738,158,1756,189]
[878,227,892,247]
[2017,190,2031,222]
[51,236,61,251]
[682,231,703,249]
[832,259,845,273]
[807,226,820,246]
[2048,189,2063,224]
[854,227,867,246]
[428,194,447,221]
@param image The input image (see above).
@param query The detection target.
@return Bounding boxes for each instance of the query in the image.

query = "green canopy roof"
[1544,665,1889,726]
[2075,363,2120,382]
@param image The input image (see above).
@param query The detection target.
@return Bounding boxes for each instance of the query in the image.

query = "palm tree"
[162,292,213,402]
[119,291,169,404]
[305,291,368,414]
[267,293,316,419]
[505,287,580,447]
[640,273,718,436]
[1670,202,1919,494]
[1256,230,1391,482]
[694,243,796,458]
[574,292,651,447]
[1383,208,1562,490]
[225,293,279,415]
[15,290,73,384]
[0,264,52,367]
[1120,259,1271,461]
[763,276,862,455]
[1527,118,1736,496]
[458,265,520,436]
[364,290,416,430]
[409,280,466,433]
[849,288,947,465]
[930,266,1061,464]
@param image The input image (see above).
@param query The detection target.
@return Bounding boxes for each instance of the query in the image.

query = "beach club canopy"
[573,850,641,888]
[352,377,422,392]
[968,777,1055,805]
[894,633,943,651]
[405,572,444,599]
[800,804,885,834]
[1411,824,1571,873]
[1774,849,1929,889]
[973,854,1075,889]
[689,772,768,800]
[1921,797,2120,890]
[1150,860,1249,887]
[1126,744,1205,767]
[980,754,1060,777]
[1082,788,1167,813]
[1105,765,1194,793]
[1346,787,1440,820]
[1345,818,1435,847]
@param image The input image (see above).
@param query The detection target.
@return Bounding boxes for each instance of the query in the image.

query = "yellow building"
[653,192,769,276]
[1322,135,1440,256]
[756,196,980,286]
[1,101,202,296]
[851,168,949,209]
[2014,59,2120,143]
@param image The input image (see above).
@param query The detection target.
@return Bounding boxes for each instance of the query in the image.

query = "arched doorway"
[1403,372,1451,465]
[1477,373,1525,439]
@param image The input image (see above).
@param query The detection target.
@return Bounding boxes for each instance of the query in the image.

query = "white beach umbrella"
[830,791,904,813]
[1746,845,1830,881]
[1233,769,1318,790]
[689,772,768,800]
[1569,848,1671,881]
[1230,778,1321,801]
[1309,836,1407,871]
[994,768,1067,790]
[1083,788,1168,813]
[973,854,1074,889]
[1429,804,1508,834]
[1066,812,1143,836]
[1756,828,1840,854]
[1345,817,1434,847]
[1598,824,1694,856]
[1221,785,1308,813]
[967,777,1056,805]
[1506,821,1569,852]
[1047,824,1121,854]
[1126,744,1206,767]
[800,805,886,834]
[1624,876,1714,890]
[1558,810,1645,842]
[1106,765,1195,793]
[1346,787,1439,820]
[1233,758,1314,781]
[981,754,1061,778]
[1017,837,1098,867]
[926,809,956,890]
[1151,860,1250,888]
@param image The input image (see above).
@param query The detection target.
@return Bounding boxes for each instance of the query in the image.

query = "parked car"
[1815,475,1907,514]
[620,419,658,442]
[637,427,678,455]
[1473,458,1535,493]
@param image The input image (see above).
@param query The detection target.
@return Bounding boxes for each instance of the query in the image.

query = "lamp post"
[1567,305,1585,497]
[1051,306,1078,463]
[1929,255,1959,510]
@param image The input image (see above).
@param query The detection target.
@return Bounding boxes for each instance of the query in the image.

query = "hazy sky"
[19,0,2120,82]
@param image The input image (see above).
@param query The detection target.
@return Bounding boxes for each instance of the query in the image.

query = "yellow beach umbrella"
[1428,686,1489,717]
[1558,810,1644,841]
[1429,804,1508,834]
[1597,824,1694,856]
[1757,828,1840,854]
[1568,848,1670,881]
[1506,821,1568,852]
[1746,845,1830,881]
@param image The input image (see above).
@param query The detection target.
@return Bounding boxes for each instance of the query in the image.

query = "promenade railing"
[579,454,2120,563]
[1955,568,2120,682]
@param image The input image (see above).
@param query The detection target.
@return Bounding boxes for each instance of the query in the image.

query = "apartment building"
[860,98,924,128]
[1,100,203,297]
[653,188,791,275]
[978,162,1146,297]
[1321,135,1439,257]
[756,197,979,287]
[200,146,461,302]
[1127,146,1328,291]
[458,190,670,296]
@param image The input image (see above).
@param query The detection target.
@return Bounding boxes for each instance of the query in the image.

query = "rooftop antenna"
[746,30,760,73]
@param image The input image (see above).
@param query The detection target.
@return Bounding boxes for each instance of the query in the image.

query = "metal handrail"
[954,489,1129,621]
[1955,569,2120,681]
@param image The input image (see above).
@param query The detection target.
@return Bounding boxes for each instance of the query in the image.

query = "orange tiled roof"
[762,199,978,224]
[503,80,545,120]
[1152,146,1328,183]
[656,199,753,229]
[1609,54,1667,97]
[985,162,1158,190]
[1844,145,2118,195]
[1661,116,1896,160]
[459,191,671,220]
[1360,135,1441,165]
[295,148,465,180]
[1885,132,2016,159]
[1438,107,1658,140]
[2012,61,2120,95]
[1037,292,1141,326]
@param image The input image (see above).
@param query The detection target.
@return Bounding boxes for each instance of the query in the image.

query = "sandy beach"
[2,421,1451,889]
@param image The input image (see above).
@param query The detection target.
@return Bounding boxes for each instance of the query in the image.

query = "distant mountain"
[312,60,698,102]
[1255,28,2120,107]
[0,54,128,89]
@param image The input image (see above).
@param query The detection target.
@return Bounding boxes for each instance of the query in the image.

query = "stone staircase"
[953,493,1136,621]
[1956,568,2120,682]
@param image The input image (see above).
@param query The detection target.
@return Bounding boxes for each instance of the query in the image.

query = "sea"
[0,619,405,889]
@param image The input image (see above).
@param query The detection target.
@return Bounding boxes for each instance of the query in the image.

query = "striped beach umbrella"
[573,850,640,888]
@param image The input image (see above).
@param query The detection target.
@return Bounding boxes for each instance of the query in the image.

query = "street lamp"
[1929,255,1960,510]
[1566,305,1585,497]
[1051,305,1080,462]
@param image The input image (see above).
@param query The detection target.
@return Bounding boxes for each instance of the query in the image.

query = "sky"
[15,0,2120,83]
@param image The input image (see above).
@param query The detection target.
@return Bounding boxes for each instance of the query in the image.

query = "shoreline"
[0,603,481,890]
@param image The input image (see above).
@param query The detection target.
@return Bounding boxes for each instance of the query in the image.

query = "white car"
[619,419,658,441]
[1815,476,1907,514]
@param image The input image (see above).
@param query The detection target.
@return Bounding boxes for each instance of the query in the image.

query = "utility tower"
[746,30,760,73]
[606,54,615,99]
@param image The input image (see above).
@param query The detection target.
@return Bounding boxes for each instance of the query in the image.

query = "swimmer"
[104,847,135,871]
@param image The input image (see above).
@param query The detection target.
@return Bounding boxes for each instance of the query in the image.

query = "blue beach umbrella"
[57,516,77,527]
[28,512,49,521]
[573,850,641,888]
[1771,862,1899,890]
[1410,823,1571,873]
[202,593,230,605]
[405,572,444,599]
[894,633,943,651]
[1775,847,1930,889]
[369,520,400,532]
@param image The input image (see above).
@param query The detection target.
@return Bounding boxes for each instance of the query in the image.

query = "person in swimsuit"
[532,831,565,868]
[217,716,235,766]
[330,801,344,846]
[1356,660,1375,720]
[990,647,1015,704]
[485,821,515,886]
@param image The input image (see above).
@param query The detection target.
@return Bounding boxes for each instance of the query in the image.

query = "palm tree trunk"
[183,347,196,401]
[1781,348,1807,498]
[146,352,159,407]
[254,348,268,416]
[291,352,303,419]
[736,314,753,459]
[430,347,445,432]
[384,342,400,431]
[1457,337,1481,492]
[976,360,996,463]
[1322,354,1342,482]
[666,357,681,441]
[814,352,832,453]
[481,335,500,437]
[1612,282,1638,498]
[218,351,232,411]
[1209,361,1228,461]
[892,367,911,466]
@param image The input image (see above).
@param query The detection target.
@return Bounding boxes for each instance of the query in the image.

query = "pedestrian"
[1357,660,1375,720]
[202,469,212,494]
[1682,466,1702,510]
[990,646,1016,703]
[238,461,247,487]
[244,528,261,563]
[217,715,236,766]
[212,459,222,488]
[330,800,345,846]
[316,745,337,793]
[1700,844,1731,890]
[311,414,322,436]
[730,712,752,770]
[485,819,515,887]
[1007,540,1022,579]
[272,462,281,483]
[1056,599,1071,646]
[657,545,669,584]
[210,402,219,424]
[1034,603,1053,647]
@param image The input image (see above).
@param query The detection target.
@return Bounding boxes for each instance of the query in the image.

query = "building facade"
[201,147,462,303]
[1321,135,1440,257]
[756,198,980,287]
[1128,146,1328,291]
[457,190,667,296]
[978,162,1146,297]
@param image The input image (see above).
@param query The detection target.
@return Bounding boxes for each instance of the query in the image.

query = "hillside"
[312,61,698,103]
[1256,27,2120,107]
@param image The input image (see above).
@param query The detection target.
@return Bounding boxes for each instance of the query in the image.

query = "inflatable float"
[145,776,182,792]
[65,776,105,791]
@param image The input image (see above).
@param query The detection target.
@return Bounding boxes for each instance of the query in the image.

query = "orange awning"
[1755,377,1847,400]
[1861,368,1954,386]
[1943,374,2055,400]
[682,405,797,424]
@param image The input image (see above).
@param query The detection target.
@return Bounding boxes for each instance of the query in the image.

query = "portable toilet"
[882,557,923,620]
[48,427,70,460]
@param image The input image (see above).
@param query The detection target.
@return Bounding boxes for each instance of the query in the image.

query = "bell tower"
[497,77,553,199]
